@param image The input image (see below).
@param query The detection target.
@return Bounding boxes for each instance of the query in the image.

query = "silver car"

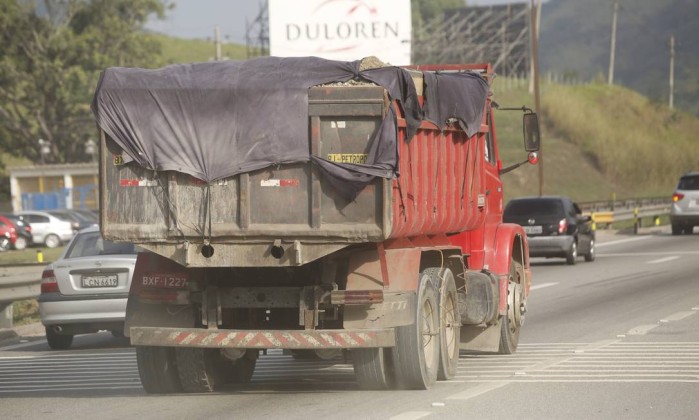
[15,210,75,248]
[670,172,699,235]
[38,226,140,349]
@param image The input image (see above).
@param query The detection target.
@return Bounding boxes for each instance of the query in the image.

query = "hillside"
[493,78,699,203]
[540,0,699,116]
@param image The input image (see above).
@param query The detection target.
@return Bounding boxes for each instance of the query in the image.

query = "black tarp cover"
[92,56,487,198]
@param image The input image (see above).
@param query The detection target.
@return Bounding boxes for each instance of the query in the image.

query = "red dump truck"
[92,56,540,392]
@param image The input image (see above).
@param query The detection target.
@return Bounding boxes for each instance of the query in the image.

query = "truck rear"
[93,56,539,392]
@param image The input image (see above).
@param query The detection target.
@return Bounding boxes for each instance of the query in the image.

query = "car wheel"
[13,236,27,251]
[45,327,73,350]
[566,241,577,265]
[584,239,595,262]
[44,234,60,248]
[683,226,694,235]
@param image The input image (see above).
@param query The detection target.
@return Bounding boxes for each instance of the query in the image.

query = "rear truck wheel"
[225,349,258,384]
[45,327,73,350]
[566,241,578,265]
[499,260,524,354]
[13,236,27,251]
[136,346,182,394]
[391,269,440,389]
[671,223,682,235]
[428,267,460,381]
[175,347,226,393]
[44,234,60,248]
[584,239,596,262]
[352,347,395,390]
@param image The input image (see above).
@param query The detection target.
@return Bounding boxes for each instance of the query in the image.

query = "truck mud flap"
[130,327,395,349]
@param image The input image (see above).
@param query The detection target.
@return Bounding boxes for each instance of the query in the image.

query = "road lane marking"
[596,236,652,247]
[661,311,697,322]
[647,256,680,264]
[389,412,432,420]
[626,324,659,335]
[531,282,559,291]
[599,251,699,257]
[446,381,509,400]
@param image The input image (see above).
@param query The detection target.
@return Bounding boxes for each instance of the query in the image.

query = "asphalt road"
[0,228,697,420]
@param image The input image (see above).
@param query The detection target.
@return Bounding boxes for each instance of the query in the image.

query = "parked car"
[1,213,33,250]
[670,172,699,235]
[15,210,75,248]
[47,209,97,232]
[0,215,18,252]
[503,196,595,265]
[38,226,141,349]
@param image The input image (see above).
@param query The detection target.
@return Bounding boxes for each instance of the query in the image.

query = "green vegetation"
[0,247,64,265]
[493,78,699,203]
[156,34,247,64]
[12,299,39,326]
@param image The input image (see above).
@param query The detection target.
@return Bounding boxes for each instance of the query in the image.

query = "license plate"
[523,225,543,235]
[81,275,118,288]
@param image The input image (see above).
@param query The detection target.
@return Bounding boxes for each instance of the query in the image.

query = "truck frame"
[94,58,539,392]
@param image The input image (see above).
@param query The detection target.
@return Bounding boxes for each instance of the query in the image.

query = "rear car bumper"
[670,214,699,225]
[39,293,127,326]
[527,235,574,258]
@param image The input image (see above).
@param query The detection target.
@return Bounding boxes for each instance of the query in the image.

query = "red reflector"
[330,290,384,305]
[41,269,58,294]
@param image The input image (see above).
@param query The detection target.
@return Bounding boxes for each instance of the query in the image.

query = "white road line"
[599,252,699,257]
[531,282,559,291]
[626,324,659,335]
[647,256,680,264]
[596,236,653,247]
[389,412,432,420]
[446,381,508,400]
[661,311,697,322]
[0,340,47,351]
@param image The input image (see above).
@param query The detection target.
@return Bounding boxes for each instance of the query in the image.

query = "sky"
[145,0,522,44]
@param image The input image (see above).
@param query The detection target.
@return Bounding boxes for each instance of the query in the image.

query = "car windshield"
[65,231,140,258]
[678,175,699,190]
[504,199,564,219]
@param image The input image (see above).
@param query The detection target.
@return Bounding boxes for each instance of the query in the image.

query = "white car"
[38,226,140,349]
[670,172,699,235]
[15,210,75,248]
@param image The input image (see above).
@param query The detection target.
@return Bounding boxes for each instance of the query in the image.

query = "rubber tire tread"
[352,347,394,390]
[136,346,182,394]
[391,272,439,390]
[429,267,460,380]
[584,239,596,262]
[498,260,522,354]
[45,327,73,350]
[566,241,577,265]
[175,348,223,393]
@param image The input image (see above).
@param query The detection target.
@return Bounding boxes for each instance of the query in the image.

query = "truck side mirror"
[523,113,540,152]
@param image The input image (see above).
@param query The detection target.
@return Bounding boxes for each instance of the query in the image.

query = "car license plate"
[81,275,118,288]
[523,225,543,235]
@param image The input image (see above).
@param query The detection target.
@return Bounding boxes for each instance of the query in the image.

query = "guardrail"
[581,197,672,233]
[0,265,43,329]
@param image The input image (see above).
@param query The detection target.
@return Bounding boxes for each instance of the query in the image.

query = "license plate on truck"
[81,275,118,288]
[523,225,542,235]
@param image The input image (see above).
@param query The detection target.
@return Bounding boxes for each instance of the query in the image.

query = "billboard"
[269,0,412,65]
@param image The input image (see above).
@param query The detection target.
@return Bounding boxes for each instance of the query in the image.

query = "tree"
[0,0,169,164]
[411,0,465,29]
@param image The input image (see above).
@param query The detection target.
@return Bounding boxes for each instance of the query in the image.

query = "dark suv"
[503,196,595,265]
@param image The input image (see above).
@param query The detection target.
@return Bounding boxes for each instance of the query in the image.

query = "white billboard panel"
[269,0,412,65]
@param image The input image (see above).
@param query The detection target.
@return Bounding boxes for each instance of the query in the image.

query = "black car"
[1,213,33,250]
[503,196,595,265]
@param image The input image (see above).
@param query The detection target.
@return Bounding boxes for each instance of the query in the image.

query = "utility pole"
[669,34,675,109]
[529,0,543,196]
[608,0,619,85]
[214,25,222,61]
[528,0,541,94]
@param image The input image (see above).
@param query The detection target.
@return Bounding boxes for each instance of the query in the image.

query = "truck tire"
[136,346,182,394]
[225,349,258,384]
[499,260,524,354]
[45,327,73,350]
[176,348,224,393]
[352,347,395,390]
[428,267,460,381]
[391,269,440,389]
